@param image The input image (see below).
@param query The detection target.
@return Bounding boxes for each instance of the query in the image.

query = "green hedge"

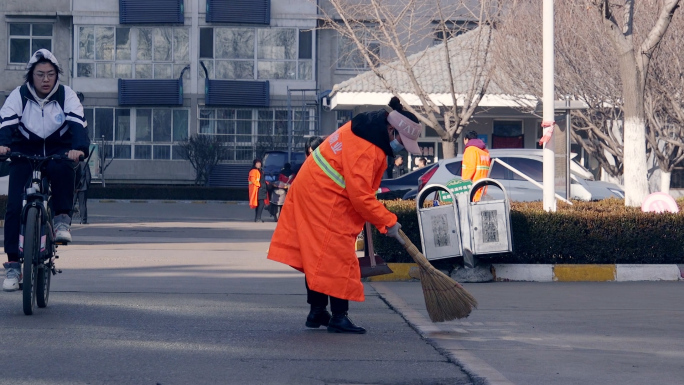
[88,185,248,201]
[372,198,684,265]
[0,186,247,218]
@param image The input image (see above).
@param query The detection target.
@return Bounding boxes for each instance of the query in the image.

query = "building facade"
[2,0,319,184]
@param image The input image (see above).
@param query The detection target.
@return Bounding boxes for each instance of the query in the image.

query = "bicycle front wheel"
[23,207,40,315]
[36,265,50,308]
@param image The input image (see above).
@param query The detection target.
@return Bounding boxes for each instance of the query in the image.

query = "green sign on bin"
[438,179,473,203]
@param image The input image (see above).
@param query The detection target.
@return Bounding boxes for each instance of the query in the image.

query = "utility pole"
[542,0,556,212]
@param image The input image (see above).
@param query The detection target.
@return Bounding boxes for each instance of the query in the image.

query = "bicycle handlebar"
[0,152,84,162]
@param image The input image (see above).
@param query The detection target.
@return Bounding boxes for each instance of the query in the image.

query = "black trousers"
[254,199,265,221]
[5,160,75,261]
[75,190,87,223]
[305,277,349,314]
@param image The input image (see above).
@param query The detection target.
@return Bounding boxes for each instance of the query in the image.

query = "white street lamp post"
[542,0,556,212]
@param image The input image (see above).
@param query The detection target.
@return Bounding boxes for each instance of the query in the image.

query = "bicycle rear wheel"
[23,207,40,315]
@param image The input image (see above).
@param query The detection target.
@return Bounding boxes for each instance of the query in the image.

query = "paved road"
[1,201,683,385]
[0,201,471,385]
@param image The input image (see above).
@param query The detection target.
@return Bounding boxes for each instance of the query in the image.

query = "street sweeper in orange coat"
[267,97,423,334]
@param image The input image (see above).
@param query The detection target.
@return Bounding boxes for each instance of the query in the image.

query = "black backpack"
[19,84,66,112]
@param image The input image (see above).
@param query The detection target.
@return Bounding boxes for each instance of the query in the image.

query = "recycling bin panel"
[468,178,512,255]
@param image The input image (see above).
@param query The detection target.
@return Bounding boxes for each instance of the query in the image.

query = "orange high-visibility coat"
[248,168,262,209]
[267,122,397,302]
[462,145,491,201]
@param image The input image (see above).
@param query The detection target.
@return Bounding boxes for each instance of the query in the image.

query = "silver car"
[414,149,624,202]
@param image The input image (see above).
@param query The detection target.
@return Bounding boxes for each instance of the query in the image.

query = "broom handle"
[398,229,411,247]
[397,229,430,269]
[365,222,376,268]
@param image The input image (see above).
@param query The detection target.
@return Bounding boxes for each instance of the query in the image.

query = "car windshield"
[262,153,287,173]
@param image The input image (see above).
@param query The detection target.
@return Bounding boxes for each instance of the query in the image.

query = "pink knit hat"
[387,110,422,155]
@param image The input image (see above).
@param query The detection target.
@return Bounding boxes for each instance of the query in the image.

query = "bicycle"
[1,152,79,315]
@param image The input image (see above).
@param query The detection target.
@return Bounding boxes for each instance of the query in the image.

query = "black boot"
[305,306,332,328]
[327,313,366,334]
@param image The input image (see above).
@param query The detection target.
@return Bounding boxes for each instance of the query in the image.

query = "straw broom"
[397,229,477,322]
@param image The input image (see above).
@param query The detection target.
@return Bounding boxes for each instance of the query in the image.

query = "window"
[504,157,543,182]
[432,20,478,46]
[199,106,318,162]
[77,26,190,79]
[9,23,53,64]
[84,107,188,160]
[492,120,524,149]
[336,110,352,127]
[445,161,462,177]
[488,160,507,180]
[337,29,380,70]
[199,27,313,80]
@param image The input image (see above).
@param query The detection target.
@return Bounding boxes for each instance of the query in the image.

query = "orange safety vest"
[267,122,397,302]
[248,168,262,209]
[462,145,491,202]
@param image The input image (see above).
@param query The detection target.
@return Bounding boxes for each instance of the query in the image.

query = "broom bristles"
[399,230,478,322]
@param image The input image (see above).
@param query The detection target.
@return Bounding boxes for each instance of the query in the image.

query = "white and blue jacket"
[0,82,90,157]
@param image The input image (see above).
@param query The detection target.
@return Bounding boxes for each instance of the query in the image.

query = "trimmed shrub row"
[88,185,248,201]
[372,198,684,265]
[0,186,248,217]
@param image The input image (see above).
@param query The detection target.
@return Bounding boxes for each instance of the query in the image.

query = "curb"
[492,263,683,282]
[360,263,684,282]
[364,263,418,282]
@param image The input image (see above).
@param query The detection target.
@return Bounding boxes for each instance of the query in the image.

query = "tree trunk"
[441,139,457,159]
[618,53,650,207]
[660,170,671,194]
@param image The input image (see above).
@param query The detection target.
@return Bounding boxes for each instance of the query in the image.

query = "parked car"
[379,165,436,193]
[406,149,624,201]
[262,151,306,182]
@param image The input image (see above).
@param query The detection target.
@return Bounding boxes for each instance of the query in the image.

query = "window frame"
[198,105,318,162]
[431,20,479,46]
[199,27,314,81]
[8,22,54,65]
[75,25,190,80]
[336,26,380,70]
[84,106,190,160]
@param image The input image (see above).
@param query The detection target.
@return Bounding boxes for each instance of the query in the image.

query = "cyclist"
[1,49,90,291]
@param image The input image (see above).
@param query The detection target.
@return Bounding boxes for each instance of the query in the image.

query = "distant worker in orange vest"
[461,130,491,201]
[268,97,423,334]
[248,158,267,222]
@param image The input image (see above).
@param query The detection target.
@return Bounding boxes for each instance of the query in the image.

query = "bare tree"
[177,135,225,186]
[643,5,684,194]
[494,2,626,178]
[320,0,503,158]
[587,0,681,206]
[494,0,682,205]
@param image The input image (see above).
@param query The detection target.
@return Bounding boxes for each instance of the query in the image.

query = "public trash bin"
[415,178,512,267]
[416,184,463,261]
[467,178,512,255]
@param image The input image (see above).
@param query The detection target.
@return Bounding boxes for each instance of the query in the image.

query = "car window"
[393,167,429,182]
[444,161,462,177]
[506,157,543,182]
[488,159,506,180]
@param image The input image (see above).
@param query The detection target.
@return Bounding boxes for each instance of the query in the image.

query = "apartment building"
[2,0,319,184]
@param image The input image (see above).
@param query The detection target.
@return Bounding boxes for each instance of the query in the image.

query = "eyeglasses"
[34,72,56,80]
